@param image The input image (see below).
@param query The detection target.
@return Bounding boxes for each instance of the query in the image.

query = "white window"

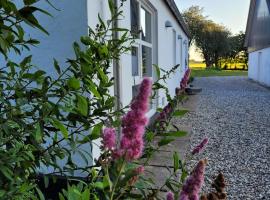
[130,0,155,78]
[179,36,183,71]
[130,0,157,110]
[173,29,176,66]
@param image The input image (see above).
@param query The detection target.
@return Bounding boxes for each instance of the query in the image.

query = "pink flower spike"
[179,159,207,200]
[102,128,116,150]
[166,191,174,200]
[135,166,145,174]
[117,78,152,160]
[179,192,189,200]
[192,138,209,155]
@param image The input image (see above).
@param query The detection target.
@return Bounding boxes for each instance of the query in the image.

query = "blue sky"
[175,0,250,34]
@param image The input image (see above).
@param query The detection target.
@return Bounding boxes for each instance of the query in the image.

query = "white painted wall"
[150,0,189,105]
[248,47,270,86]
[118,0,189,108]
[9,0,189,175]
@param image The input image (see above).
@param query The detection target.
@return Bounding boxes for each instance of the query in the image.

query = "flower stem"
[110,160,126,200]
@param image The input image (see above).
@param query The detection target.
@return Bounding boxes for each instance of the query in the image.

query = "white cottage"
[245,0,270,86]
[14,0,190,174]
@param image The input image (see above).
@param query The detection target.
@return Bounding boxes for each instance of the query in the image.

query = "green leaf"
[51,118,69,139]
[73,42,81,58]
[103,174,112,191]
[98,68,108,82]
[18,7,50,35]
[108,0,114,14]
[173,152,180,172]
[67,77,80,90]
[98,14,106,29]
[165,180,175,192]
[81,189,90,200]
[87,80,101,99]
[35,187,45,200]
[34,123,43,142]
[181,169,188,183]
[76,95,88,116]
[0,166,13,180]
[158,138,175,147]
[53,58,61,74]
[80,36,92,45]
[145,131,155,142]
[20,55,32,68]
[90,123,103,140]
[156,107,163,112]
[154,64,161,79]
[93,182,104,190]
[173,109,189,117]
[161,131,188,137]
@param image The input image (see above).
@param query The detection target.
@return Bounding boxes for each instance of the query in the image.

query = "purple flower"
[179,193,189,200]
[102,128,116,150]
[166,191,174,200]
[192,138,209,155]
[135,166,145,174]
[117,78,152,160]
[179,159,207,200]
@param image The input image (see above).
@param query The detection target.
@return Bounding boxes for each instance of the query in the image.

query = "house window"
[140,7,152,43]
[173,30,176,66]
[132,46,139,76]
[142,45,152,76]
[130,0,139,38]
[130,0,154,78]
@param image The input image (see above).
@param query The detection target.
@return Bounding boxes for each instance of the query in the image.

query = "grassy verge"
[191,67,248,77]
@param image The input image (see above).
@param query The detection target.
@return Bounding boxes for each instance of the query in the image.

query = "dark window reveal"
[130,0,139,38]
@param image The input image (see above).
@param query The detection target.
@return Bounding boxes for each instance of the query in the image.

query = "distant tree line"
[182,6,248,70]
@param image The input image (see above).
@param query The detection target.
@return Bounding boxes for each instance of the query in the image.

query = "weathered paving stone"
[174,76,270,199]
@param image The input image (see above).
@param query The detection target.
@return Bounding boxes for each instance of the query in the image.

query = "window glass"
[130,0,139,38]
[142,45,152,77]
[140,7,152,43]
[132,46,139,76]
[173,30,176,65]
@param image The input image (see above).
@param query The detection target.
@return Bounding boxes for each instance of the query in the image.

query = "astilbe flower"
[102,128,116,150]
[118,78,152,160]
[128,165,145,185]
[192,138,209,155]
[179,159,207,200]
[156,103,173,130]
[166,191,174,200]
[180,68,191,89]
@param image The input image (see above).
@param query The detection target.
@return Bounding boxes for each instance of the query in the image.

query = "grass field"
[189,61,248,77]
[190,62,247,69]
[190,67,248,77]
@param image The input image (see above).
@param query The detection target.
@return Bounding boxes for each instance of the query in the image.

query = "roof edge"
[244,0,256,47]
[164,0,191,39]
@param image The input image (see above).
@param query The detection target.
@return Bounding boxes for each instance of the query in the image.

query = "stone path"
[173,76,270,199]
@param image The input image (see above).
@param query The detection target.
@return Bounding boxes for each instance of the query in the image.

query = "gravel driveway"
[174,76,270,199]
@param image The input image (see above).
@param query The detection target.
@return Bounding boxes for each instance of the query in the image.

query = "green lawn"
[191,67,248,77]
[189,62,247,69]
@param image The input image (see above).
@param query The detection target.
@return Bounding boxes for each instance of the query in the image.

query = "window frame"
[131,0,156,78]
[130,0,158,112]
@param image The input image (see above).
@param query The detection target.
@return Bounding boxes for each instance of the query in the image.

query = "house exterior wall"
[6,1,88,77]
[10,0,189,175]
[118,0,189,110]
[248,47,270,86]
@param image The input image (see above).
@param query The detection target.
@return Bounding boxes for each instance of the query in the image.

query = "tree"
[224,32,248,69]
[182,6,231,68]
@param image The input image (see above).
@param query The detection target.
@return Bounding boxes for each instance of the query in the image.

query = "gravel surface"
[173,76,270,199]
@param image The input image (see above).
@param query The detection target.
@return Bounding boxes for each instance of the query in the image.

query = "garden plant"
[0,0,224,199]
